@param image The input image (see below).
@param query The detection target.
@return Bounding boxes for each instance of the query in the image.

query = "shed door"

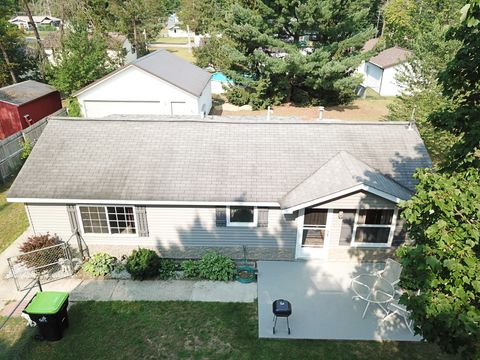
[170,101,187,115]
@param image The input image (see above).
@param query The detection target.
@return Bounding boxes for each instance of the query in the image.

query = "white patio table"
[351,274,395,319]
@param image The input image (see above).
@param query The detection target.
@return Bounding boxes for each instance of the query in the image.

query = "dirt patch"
[218,98,393,122]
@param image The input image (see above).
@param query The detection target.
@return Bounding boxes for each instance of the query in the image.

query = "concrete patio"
[257,260,421,341]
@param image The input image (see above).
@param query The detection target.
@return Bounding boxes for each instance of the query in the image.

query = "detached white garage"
[74,50,212,118]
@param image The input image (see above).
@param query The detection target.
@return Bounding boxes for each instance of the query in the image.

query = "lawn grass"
[0,180,28,253]
[155,36,190,44]
[163,47,196,63]
[1,301,455,360]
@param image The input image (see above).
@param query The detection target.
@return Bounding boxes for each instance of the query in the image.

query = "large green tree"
[46,19,113,96]
[196,0,376,108]
[397,3,480,358]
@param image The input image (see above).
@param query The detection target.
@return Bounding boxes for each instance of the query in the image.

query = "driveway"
[257,260,421,341]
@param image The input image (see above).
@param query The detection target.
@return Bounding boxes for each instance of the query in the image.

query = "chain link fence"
[6,234,87,291]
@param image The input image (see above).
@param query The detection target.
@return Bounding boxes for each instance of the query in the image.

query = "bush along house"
[7,117,431,262]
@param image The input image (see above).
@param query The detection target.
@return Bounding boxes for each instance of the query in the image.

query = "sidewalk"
[0,278,257,317]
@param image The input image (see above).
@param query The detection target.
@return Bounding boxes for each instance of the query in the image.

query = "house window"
[79,206,136,235]
[226,206,257,227]
[353,209,395,246]
[302,209,327,247]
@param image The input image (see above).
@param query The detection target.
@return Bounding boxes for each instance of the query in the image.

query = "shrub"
[198,252,236,281]
[181,259,200,278]
[225,86,250,106]
[18,234,63,271]
[126,248,160,280]
[83,252,117,277]
[20,139,32,161]
[158,258,177,280]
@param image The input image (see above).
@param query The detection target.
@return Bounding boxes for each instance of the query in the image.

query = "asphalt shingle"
[8,118,431,205]
[0,80,57,106]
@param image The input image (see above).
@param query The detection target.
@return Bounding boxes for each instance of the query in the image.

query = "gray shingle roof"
[0,80,57,106]
[280,151,413,209]
[8,118,431,205]
[73,49,211,97]
[369,46,411,69]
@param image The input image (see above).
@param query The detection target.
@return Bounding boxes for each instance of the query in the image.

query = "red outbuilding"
[0,80,62,140]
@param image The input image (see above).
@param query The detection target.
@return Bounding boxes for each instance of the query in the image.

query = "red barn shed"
[0,80,62,140]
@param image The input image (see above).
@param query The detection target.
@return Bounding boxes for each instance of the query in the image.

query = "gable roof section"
[8,118,431,206]
[0,80,57,106]
[280,151,413,211]
[362,38,380,53]
[73,50,211,97]
[369,46,411,69]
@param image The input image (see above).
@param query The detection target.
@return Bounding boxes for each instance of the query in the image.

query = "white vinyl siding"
[25,203,72,239]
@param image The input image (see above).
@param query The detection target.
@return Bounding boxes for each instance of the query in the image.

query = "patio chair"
[383,298,414,334]
[377,258,403,290]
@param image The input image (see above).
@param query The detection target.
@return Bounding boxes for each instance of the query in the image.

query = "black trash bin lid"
[24,291,68,315]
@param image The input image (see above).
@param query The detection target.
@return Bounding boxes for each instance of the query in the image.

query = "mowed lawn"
[0,181,28,253]
[1,302,456,360]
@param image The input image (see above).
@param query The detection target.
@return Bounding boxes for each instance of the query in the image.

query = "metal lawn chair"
[383,297,414,333]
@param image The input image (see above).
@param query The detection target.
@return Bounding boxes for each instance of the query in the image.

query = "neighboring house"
[8,117,431,262]
[43,32,137,65]
[166,13,190,38]
[0,81,61,140]
[73,50,212,118]
[358,46,411,96]
[9,15,61,30]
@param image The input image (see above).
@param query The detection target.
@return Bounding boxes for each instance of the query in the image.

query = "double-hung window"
[79,206,136,235]
[352,209,395,246]
[226,206,257,227]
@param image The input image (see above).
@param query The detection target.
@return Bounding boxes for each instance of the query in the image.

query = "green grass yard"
[163,47,196,63]
[154,36,191,44]
[0,181,28,253]
[0,302,455,360]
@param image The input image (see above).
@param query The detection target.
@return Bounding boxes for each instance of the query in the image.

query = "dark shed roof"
[369,46,411,69]
[0,80,57,106]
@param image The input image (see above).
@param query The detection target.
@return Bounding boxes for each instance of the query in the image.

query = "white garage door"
[84,100,163,118]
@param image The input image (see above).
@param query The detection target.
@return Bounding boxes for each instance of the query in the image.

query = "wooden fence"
[0,109,67,184]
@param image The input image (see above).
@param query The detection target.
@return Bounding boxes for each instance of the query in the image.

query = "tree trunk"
[132,18,138,54]
[22,0,47,76]
[293,34,300,43]
[0,42,17,83]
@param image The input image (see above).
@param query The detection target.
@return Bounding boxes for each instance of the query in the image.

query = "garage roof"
[369,46,411,69]
[73,50,211,98]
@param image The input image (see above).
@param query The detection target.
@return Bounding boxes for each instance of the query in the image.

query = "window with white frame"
[353,209,395,245]
[79,206,136,235]
[226,206,257,227]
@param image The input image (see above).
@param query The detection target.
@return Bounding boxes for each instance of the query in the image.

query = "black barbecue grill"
[272,299,291,334]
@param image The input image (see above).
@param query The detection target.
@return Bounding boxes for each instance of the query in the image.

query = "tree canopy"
[195,0,377,109]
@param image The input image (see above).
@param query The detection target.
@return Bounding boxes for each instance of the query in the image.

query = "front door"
[295,208,332,259]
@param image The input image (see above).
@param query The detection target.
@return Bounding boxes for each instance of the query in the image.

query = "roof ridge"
[48,116,414,126]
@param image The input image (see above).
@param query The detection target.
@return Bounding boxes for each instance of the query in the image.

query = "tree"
[46,19,113,96]
[178,0,228,34]
[397,165,480,357]
[429,3,480,170]
[387,21,462,165]
[196,1,376,109]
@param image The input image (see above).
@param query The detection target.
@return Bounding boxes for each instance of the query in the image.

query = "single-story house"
[9,15,61,30]
[0,80,62,140]
[43,32,137,66]
[74,50,212,118]
[358,45,411,96]
[8,117,431,262]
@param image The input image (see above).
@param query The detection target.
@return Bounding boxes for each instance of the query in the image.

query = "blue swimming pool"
[211,72,233,83]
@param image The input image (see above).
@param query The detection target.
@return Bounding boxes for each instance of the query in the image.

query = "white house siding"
[362,62,383,93]
[197,82,212,115]
[379,65,404,96]
[25,204,72,240]
[77,66,202,118]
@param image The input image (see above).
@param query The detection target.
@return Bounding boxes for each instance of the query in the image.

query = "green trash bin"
[23,291,69,341]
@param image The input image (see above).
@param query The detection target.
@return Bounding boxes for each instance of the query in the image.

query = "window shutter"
[257,208,269,227]
[66,205,79,233]
[392,213,408,246]
[216,207,227,227]
[338,210,356,246]
[135,206,149,237]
